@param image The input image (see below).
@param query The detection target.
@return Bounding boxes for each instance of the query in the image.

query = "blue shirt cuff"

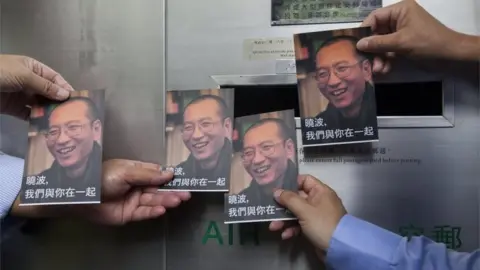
[0,153,24,218]
[326,214,403,269]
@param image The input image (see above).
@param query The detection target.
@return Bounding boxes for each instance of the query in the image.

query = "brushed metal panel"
[1,0,166,163]
[476,0,480,249]
[165,0,480,267]
[165,65,480,269]
[0,1,167,270]
[0,0,478,270]
[166,0,478,90]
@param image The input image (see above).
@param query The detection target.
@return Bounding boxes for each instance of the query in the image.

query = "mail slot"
[225,80,448,128]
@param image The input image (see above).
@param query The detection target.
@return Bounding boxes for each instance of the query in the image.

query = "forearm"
[395,236,480,270]
[326,214,480,270]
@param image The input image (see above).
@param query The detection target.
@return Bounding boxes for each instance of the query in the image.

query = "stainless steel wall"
[476,0,480,251]
[1,0,167,269]
[165,0,480,269]
[0,0,479,270]
[166,0,479,90]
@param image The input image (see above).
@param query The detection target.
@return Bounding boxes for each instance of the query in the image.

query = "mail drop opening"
[227,81,443,119]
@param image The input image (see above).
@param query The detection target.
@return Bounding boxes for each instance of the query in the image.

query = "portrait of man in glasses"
[227,111,298,223]
[313,34,377,138]
[295,28,379,146]
[28,94,103,203]
[168,93,233,191]
[42,96,102,187]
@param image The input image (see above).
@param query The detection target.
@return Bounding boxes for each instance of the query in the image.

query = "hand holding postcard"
[225,109,298,224]
[160,88,235,192]
[20,89,105,205]
[294,26,379,147]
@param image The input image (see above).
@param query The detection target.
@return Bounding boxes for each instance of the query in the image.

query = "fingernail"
[182,192,191,200]
[163,170,174,176]
[56,88,70,100]
[357,38,369,49]
[154,207,166,216]
[159,174,173,182]
[274,189,283,199]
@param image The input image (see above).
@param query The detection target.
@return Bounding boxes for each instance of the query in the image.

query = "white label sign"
[243,37,295,60]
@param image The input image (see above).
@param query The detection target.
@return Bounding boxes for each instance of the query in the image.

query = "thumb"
[124,166,174,187]
[274,189,311,220]
[25,73,70,101]
[356,33,403,53]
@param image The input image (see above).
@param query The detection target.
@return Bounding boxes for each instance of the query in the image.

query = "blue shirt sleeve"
[0,152,26,242]
[0,152,24,218]
[326,214,480,270]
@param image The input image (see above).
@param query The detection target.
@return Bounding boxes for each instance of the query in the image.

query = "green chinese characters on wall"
[398,224,463,250]
[201,220,464,251]
[202,221,260,246]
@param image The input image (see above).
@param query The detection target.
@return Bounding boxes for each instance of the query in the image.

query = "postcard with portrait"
[19,89,105,206]
[159,88,235,192]
[294,26,379,147]
[224,109,299,224]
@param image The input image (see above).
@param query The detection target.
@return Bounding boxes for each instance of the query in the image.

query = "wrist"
[322,212,347,250]
[449,32,480,61]
[325,212,348,248]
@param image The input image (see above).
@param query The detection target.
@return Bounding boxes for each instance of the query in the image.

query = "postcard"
[225,109,298,224]
[20,89,105,205]
[160,88,235,192]
[294,27,379,147]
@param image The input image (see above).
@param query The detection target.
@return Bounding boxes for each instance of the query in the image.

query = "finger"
[28,58,75,91]
[360,9,380,29]
[281,226,301,240]
[299,175,334,206]
[24,73,71,101]
[292,226,301,236]
[143,187,161,193]
[123,162,174,186]
[380,61,392,74]
[139,192,183,208]
[386,52,396,58]
[134,161,161,171]
[143,188,192,201]
[269,221,285,231]
[298,174,325,194]
[360,4,397,34]
[175,191,191,201]
[274,189,311,220]
[372,57,385,73]
[356,32,404,53]
[124,168,173,186]
[130,206,166,222]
